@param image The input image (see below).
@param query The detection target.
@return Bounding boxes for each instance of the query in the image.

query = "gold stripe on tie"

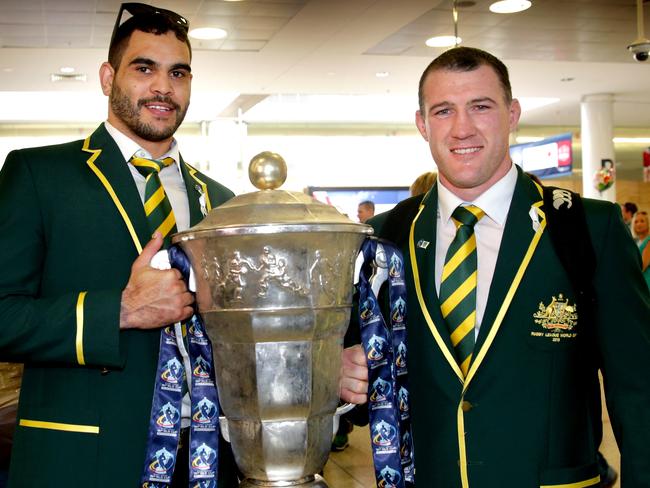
[441,238,477,282]
[438,205,485,377]
[157,211,177,240]
[440,271,477,317]
[450,311,476,346]
[144,186,167,216]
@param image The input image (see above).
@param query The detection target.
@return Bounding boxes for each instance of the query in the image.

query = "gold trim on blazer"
[409,201,464,383]
[82,136,143,254]
[185,162,213,212]
[75,291,87,365]
[540,476,600,488]
[19,419,100,434]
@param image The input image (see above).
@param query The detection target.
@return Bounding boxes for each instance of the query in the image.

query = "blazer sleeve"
[0,150,124,368]
[591,201,650,484]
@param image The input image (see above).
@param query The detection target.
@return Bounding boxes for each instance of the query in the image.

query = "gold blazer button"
[461,400,473,412]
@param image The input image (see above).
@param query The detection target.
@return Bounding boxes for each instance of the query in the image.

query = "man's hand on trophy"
[120,232,195,329]
[339,345,368,404]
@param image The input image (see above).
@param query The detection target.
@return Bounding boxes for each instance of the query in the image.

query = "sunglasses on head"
[110,2,189,47]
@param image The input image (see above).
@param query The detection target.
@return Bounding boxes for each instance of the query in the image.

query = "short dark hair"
[418,46,512,114]
[359,200,375,211]
[108,5,192,70]
[623,202,638,215]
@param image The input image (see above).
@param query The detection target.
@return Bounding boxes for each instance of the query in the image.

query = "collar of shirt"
[437,162,518,226]
[104,120,181,171]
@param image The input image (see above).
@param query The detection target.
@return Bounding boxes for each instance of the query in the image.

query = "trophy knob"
[248,151,287,190]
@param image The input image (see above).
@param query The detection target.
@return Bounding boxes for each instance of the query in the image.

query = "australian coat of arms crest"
[533,293,578,331]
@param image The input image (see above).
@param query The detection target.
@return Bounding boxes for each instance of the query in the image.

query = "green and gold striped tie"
[130,156,177,248]
[439,205,485,377]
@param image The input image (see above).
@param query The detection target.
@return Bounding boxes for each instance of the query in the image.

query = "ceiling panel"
[0,0,648,128]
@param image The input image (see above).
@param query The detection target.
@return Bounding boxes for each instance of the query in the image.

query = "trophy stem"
[239,474,329,488]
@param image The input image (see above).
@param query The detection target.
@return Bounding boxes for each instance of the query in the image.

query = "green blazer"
[369,169,650,488]
[0,124,238,487]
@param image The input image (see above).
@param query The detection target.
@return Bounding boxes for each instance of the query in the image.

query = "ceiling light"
[489,1,532,14]
[189,27,228,40]
[517,97,559,111]
[425,35,461,47]
[50,73,87,82]
[613,137,650,144]
[375,71,389,78]
[515,136,544,143]
[60,66,75,73]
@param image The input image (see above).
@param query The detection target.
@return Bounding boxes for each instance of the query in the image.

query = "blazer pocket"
[539,461,600,487]
[11,407,99,486]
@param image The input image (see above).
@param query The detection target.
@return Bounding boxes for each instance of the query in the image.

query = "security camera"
[627,39,650,62]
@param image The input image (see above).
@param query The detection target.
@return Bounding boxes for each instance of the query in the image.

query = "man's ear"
[415,110,429,141]
[99,62,115,97]
[509,98,522,132]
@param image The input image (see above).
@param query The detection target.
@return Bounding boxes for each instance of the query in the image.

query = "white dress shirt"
[104,121,190,232]
[435,163,518,338]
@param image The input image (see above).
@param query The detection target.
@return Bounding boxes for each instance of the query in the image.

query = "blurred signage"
[510,132,573,179]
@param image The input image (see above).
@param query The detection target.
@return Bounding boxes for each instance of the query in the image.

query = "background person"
[410,170,437,197]
[633,211,650,290]
[340,46,650,487]
[620,201,638,237]
[0,4,238,486]
[357,200,375,223]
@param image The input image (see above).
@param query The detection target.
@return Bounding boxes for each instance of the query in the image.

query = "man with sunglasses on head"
[0,3,239,487]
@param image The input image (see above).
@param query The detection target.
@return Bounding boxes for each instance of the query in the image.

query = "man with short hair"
[0,4,238,486]
[621,201,638,235]
[341,47,650,487]
[357,200,375,223]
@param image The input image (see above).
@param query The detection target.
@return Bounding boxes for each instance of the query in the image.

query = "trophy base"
[239,474,329,488]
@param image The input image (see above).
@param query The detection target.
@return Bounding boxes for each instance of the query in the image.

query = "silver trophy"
[172,152,372,487]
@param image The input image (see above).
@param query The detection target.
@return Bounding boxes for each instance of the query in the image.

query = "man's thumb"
[133,232,163,269]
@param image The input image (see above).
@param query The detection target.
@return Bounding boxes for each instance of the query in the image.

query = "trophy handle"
[219,415,230,443]
[332,402,356,438]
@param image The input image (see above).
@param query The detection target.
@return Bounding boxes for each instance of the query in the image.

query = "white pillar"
[580,94,616,201]
[204,118,248,193]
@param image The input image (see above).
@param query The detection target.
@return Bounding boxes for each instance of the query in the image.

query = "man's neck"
[107,116,172,159]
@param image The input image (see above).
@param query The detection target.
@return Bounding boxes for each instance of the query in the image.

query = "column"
[204,118,248,193]
[580,94,616,201]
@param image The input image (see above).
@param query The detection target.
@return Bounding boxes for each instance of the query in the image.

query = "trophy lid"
[173,151,373,241]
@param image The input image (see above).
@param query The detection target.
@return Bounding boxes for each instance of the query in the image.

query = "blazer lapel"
[179,158,212,226]
[467,169,546,386]
[82,124,150,253]
[409,187,464,382]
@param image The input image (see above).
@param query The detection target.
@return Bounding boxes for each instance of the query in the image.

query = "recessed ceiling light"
[50,73,87,82]
[613,137,650,144]
[560,77,575,82]
[375,71,389,78]
[189,27,228,40]
[516,136,544,143]
[60,66,75,74]
[489,1,532,14]
[425,36,461,48]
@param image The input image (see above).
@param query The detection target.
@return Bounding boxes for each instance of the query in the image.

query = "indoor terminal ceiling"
[0,0,649,127]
